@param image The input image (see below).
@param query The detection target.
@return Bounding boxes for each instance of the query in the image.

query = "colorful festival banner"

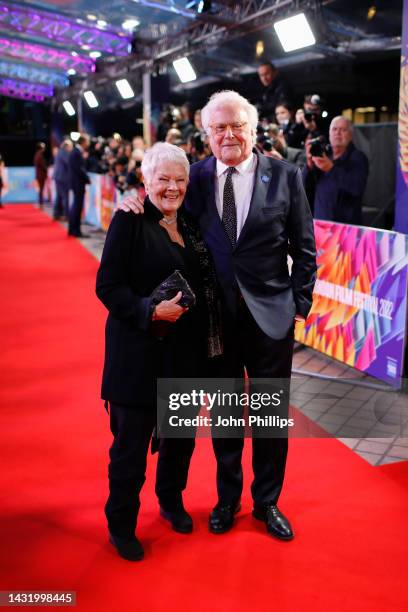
[295,221,408,387]
[2,166,37,202]
[395,0,408,232]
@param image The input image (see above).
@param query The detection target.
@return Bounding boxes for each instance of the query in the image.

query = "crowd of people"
[27,60,369,232]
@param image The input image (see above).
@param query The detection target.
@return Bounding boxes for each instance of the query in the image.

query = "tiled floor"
[47,205,408,467]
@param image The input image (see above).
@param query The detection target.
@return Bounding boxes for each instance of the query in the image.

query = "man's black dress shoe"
[252,504,294,540]
[209,501,241,534]
[68,231,90,238]
[109,531,144,561]
[160,507,193,534]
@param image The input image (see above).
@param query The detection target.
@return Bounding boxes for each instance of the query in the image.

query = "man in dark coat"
[303,116,368,224]
[68,134,91,237]
[53,140,73,220]
[257,62,294,122]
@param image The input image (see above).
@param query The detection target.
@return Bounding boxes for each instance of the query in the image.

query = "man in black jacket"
[257,62,294,122]
[68,134,91,237]
[120,90,316,541]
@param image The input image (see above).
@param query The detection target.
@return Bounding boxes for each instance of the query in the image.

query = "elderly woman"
[96,142,221,561]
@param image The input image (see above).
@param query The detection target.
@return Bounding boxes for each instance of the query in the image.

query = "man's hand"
[312,153,334,173]
[152,292,188,322]
[118,193,145,214]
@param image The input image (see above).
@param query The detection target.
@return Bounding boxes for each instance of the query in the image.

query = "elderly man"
[303,116,369,224]
[120,90,316,541]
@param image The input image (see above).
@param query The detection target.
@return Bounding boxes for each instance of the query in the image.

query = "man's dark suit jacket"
[185,151,317,340]
[68,146,89,192]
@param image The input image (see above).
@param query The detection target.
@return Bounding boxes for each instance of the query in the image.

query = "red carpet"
[1,205,407,611]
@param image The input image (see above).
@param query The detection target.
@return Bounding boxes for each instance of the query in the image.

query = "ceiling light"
[63,101,75,116]
[256,41,264,57]
[274,13,316,53]
[84,90,99,108]
[81,45,90,51]
[67,69,76,76]
[367,6,377,20]
[122,18,140,31]
[89,51,102,59]
[173,57,196,83]
[70,132,81,141]
[87,14,97,21]
[115,78,135,99]
[97,20,107,28]
[71,51,78,57]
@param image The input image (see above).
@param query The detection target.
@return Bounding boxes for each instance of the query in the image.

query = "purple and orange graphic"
[295,221,408,387]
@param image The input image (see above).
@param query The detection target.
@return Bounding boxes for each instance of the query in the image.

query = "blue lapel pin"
[261,174,270,183]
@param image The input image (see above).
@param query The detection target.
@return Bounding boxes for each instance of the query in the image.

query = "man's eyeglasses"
[209,122,249,135]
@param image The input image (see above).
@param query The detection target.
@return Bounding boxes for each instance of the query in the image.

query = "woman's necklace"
[161,214,177,225]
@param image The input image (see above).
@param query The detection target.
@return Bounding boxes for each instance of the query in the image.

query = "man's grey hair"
[141,142,190,184]
[201,90,259,136]
[330,116,353,133]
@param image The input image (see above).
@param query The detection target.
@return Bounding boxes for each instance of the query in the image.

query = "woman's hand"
[118,194,145,214]
[152,291,188,322]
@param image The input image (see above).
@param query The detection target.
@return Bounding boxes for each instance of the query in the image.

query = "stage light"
[256,40,264,57]
[67,68,76,76]
[115,78,135,99]
[367,5,376,20]
[173,57,196,83]
[84,90,99,108]
[97,20,107,28]
[89,51,102,59]
[122,18,140,31]
[71,51,78,57]
[87,14,97,21]
[274,13,316,53]
[70,132,80,141]
[63,101,76,116]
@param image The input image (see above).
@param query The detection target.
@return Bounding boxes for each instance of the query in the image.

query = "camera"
[309,136,331,158]
[304,111,316,122]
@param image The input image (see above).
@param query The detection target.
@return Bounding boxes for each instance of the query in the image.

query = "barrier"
[295,220,408,388]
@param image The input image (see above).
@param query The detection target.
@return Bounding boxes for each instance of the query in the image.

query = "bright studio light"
[122,18,140,31]
[84,90,99,108]
[115,79,135,99]
[63,101,76,116]
[274,13,316,53]
[89,51,102,59]
[70,132,80,141]
[173,57,196,83]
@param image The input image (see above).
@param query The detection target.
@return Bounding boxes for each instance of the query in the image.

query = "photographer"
[256,124,306,168]
[302,116,368,224]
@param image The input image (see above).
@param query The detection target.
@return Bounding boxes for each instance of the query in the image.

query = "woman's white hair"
[201,90,259,135]
[141,142,190,184]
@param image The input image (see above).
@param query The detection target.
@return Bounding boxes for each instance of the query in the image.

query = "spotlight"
[89,51,102,59]
[274,13,316,53]
[367,5,376,20]
[63,101,76,116]
[67,69,76,76]
[84,90,99,108]
[86,14,97,21]
[115,79,135,99]
[122,18,140,31]
[256,41,264,58]
[70,132,80,141]
[173,57,196,83]
[97,19,107,28]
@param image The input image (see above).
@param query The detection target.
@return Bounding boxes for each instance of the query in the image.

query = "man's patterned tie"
[222,166,237,246]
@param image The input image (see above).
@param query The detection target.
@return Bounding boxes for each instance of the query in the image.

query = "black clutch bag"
[150,270,196,308]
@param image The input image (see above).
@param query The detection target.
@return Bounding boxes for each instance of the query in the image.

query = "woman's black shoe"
[109,531,144,561]
[160,507,193,533]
